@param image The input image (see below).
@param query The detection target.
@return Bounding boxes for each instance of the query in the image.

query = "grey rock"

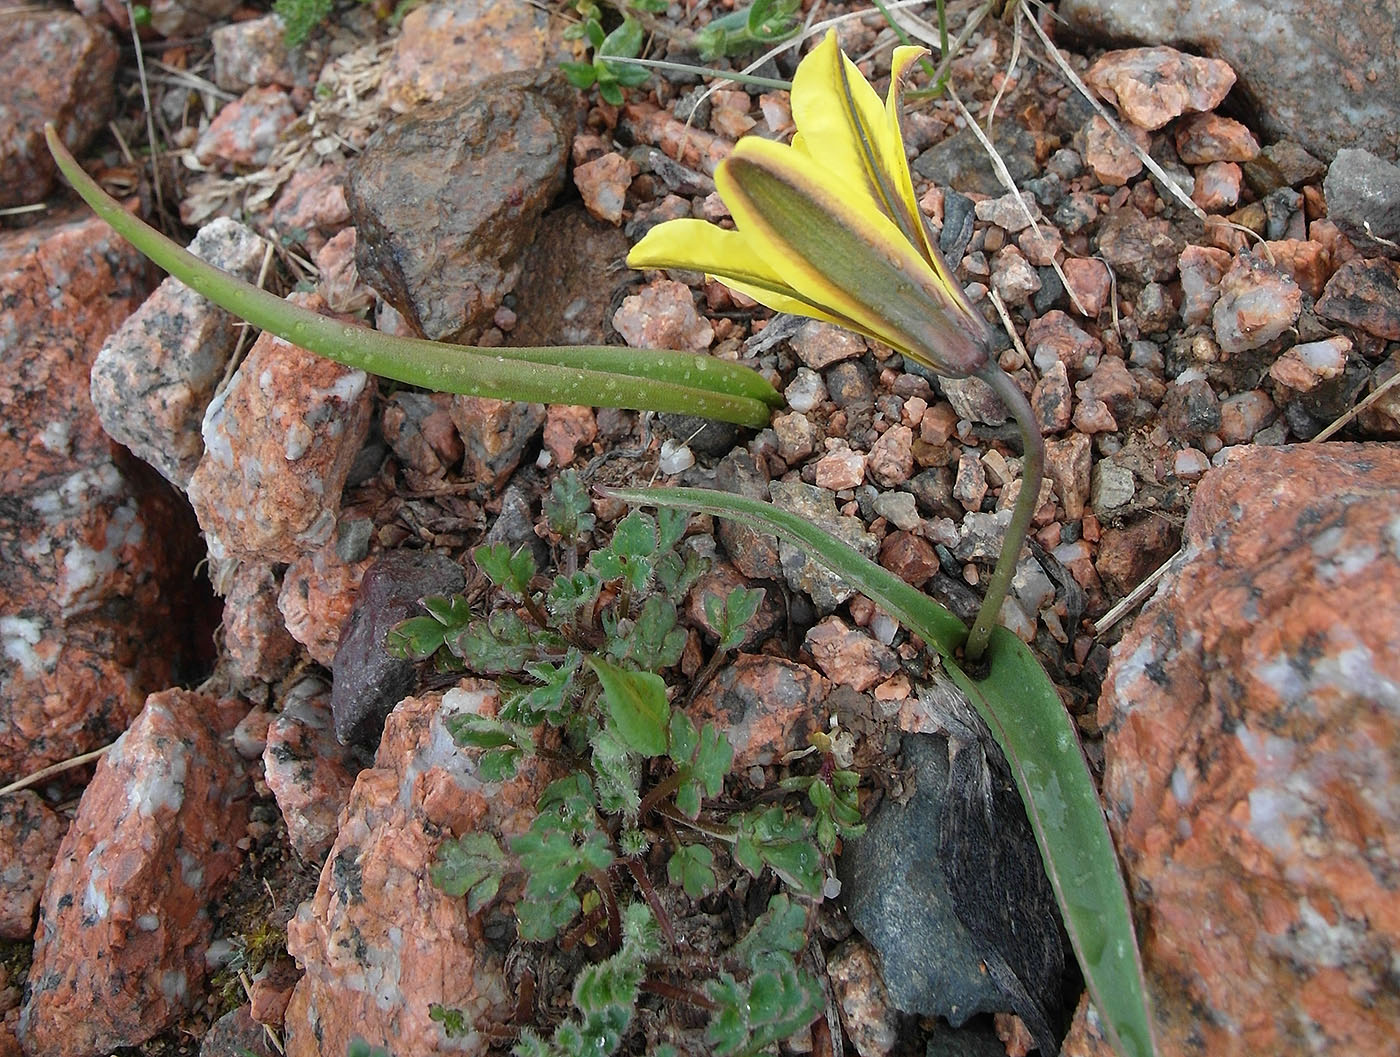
[874,490,922,531]
[839,732,1064,1053]
[914,122,1038,197]
[938,189,976,268]
[348,70,576,343]
[954,509,1013,562]
[511,204,632,347]
[1324,148,1400,257]
[91,218,269,490]
[825,360,876,410]
[485,483,550,571]
[658,412,740,457]
[940,375,1009,426]
[1095,206,1184,285]
[1092,459,1137,512]
[330,550,467,746]
[1062,0,1400,159]
[1244,139,1327,196]
[770,480,877,613]
[715,451,782,580]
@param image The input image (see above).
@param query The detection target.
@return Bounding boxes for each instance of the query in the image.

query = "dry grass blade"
[123,0,163,218]
[0,744,112,797]
[1311,368,1400,443]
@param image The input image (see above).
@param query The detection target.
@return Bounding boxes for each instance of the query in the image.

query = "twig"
[986,286,1030,370]
[124,0,164,219]
[0,744,112,797]
[1093,550,1179,637]
[1311,367,1400,443]
[0,203,46,216]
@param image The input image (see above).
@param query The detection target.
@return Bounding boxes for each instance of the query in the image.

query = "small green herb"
[694,0,802,60]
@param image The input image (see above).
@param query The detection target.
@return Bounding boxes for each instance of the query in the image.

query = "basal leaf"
[607,485,1158,1057]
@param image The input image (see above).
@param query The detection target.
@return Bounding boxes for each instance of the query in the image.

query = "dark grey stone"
[347,69,575,343]
[330,550,467,746]
[1324,148,1400,257]
[839,726,1065,1054]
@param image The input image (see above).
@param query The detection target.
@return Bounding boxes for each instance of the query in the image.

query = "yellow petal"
[885,45,948,275]
[790,31,925,251]
[627,217,856,328]
[719,137,990,376]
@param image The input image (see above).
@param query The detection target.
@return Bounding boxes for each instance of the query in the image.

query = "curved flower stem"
[964,365,1044,663]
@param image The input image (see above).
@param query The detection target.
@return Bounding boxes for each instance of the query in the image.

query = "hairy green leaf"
[589,657,670,757]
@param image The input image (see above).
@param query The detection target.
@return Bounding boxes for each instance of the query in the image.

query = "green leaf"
[607,485,1158,1057]
[452,608,538,672]
[692,722,734,798]
[610,594,685,670]
[422,594,470,625]
[384,615,451,660]
[474,543,537,601]
[591,724,642,819]
[430,833,507,912]
[428,1004,471,1038]
[545,469,596,539]
[599,15,643,59]
[517,893,580,942]
[44,129,783,428]
[667,843,717,899]
[546,570,601,623]
[706,585,765,652]
[560,59,598,89]
[733,893,808,968]
[588,657,670,757]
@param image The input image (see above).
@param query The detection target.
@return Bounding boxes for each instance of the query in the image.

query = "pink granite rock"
[1062,257,1111,318]
[314,227,374,314]
[278,541,373,666]
[223,563,299,685]
[688,655,829,770]
[268,164,350,257]
[1178,244,1233,325]
[1027,310,1103,377]
[1174,113,1260,165]
[1086,46,1237,130]
[211,13,323,93]
[18,689,251,1056]
[1081,443,1400,1057]
[194,85,298,170]
[791,320,866,369]
[283,682,553,1057]
[1082,113,1148,187]
[573,152,637,225]
[0,11,118,207]
[450,396,547,493]
[1191,161,1243,213]
[0,212,204,780]
[804,617,899,693]
[613,278,714,351]
[867,424,915,487]
[1044,432,1092,520]
[264,679,361,862]
[542,404,598,468]
[187,295,374,564]
[1212,253,1302,354]
[815,446,868,491]
[91,217,270,490]
[380,0,562,112]
[0,792,66,940]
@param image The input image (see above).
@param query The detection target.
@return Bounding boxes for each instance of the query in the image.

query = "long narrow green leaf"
[606,484,1157,1057]
[44,125,781,427]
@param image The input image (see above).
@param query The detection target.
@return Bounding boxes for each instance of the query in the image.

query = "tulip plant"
[45,30,1153,1057]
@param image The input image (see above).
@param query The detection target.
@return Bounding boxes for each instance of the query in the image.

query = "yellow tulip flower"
[628,30,992,378]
